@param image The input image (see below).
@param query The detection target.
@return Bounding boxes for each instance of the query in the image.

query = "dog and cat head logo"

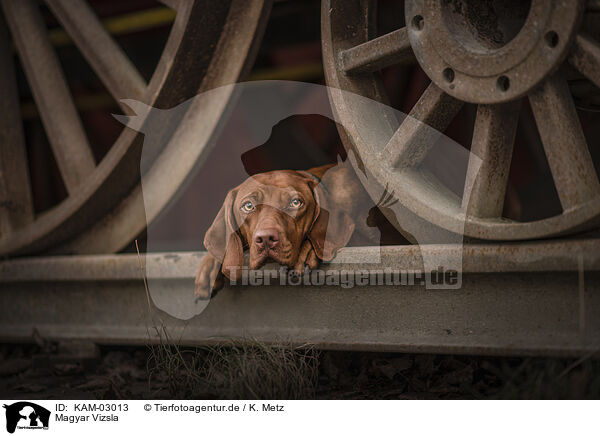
[3,402,50,433]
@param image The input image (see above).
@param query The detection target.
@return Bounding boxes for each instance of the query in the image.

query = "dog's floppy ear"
[203,188,244,279]
[303,175,355,261]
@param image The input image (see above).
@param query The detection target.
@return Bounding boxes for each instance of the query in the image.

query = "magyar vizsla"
[194,162,378,299]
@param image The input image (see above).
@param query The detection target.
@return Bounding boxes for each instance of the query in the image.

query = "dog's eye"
[289,198,303,208]
[241,201,255,212]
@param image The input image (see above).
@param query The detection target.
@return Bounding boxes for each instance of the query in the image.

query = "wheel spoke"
[1,0,95,194]
[340,27,415,75]
[529,73,600,210]
[462,102,520,218]
[45,0,147,104]
[568,33,600,89]
[0,20,34,235]
[381,83,463,168]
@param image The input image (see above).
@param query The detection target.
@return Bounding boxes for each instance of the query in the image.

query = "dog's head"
[204,169,354,278]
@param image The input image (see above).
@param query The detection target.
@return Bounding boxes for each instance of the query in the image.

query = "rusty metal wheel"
[0,0,271,256]
[322,0,600,240]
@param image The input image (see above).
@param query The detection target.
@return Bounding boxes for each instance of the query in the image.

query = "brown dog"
[194,163,370,299]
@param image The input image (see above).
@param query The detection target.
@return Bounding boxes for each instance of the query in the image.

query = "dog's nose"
[254,228,279,249]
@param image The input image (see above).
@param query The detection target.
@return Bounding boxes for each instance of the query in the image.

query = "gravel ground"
[1,343,599,400]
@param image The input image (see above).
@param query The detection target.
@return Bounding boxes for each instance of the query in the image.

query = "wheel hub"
[406,0,585,103]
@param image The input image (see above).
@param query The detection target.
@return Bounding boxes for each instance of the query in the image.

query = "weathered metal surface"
[321,0,600,241]
[1,241,600,280]
[2,0,96,194]
[380,83,463,168]
[0,242,599,356]
[463,102,520,218]
[340,27,416,75]
[569,33,600,89]
[0,20,34,236]
[529,73,600,210]
[407,0,584,104]
[45,0,147,106]
[0,0,272,256]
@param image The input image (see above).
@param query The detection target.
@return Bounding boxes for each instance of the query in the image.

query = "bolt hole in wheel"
[545,30,559,48]
[323,0,600,241]
[411,15,423,31]
[497,75,510,91]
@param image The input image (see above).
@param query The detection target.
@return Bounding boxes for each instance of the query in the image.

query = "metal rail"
[0,240,599,356]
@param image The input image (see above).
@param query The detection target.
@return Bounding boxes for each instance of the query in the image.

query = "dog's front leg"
[194,253,224,301]
[293,239,320,274]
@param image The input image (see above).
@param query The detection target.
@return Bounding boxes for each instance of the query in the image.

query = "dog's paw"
[194,254,223,302]
[288,268,301,281]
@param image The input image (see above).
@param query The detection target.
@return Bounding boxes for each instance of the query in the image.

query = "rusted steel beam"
[0,242,599,356]
[1,241,600,281]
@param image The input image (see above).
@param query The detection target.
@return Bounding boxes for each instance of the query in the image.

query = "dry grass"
[200,341,319,399]
[146,327,319,399]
